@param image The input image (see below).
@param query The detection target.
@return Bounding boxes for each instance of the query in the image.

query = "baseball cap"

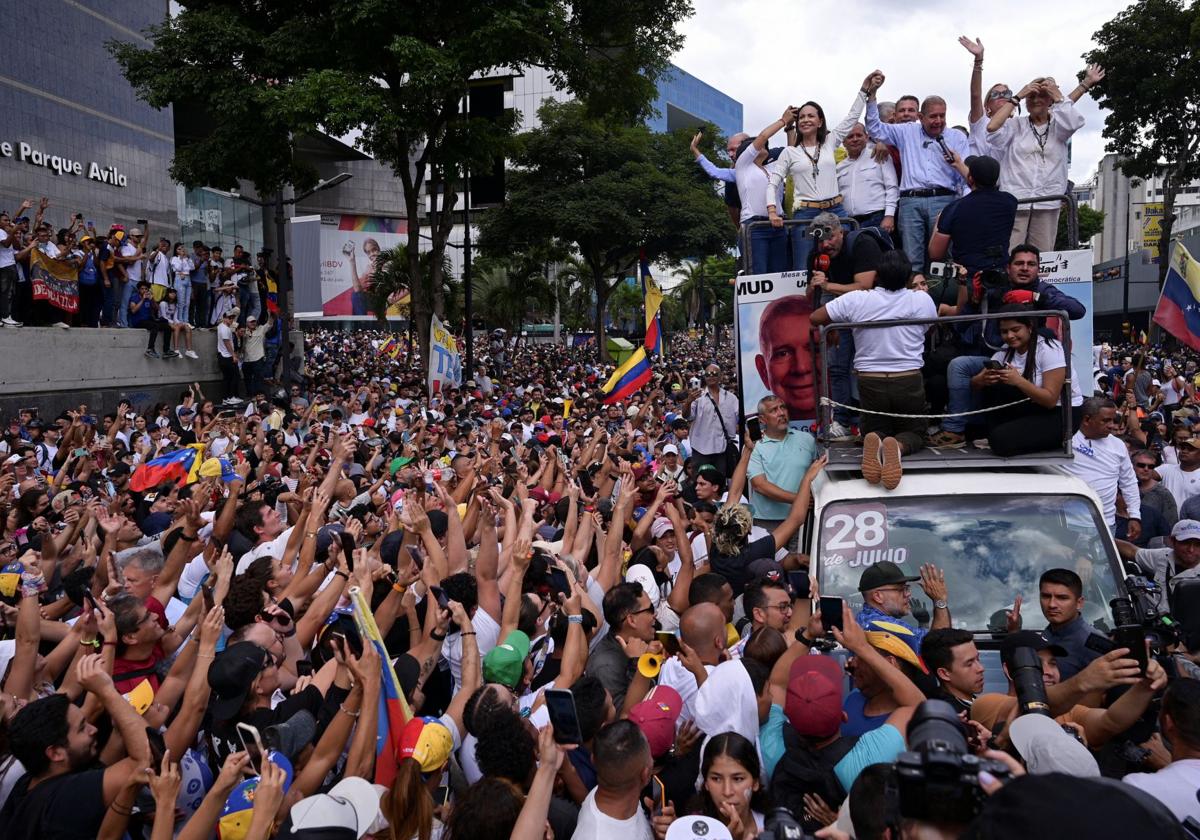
[661,444,679,456]
[282,777,381,840]
[665,816,735,840]
[999,630,1068,666]
[482,630,530,688]
[650,517,675,539]
[207,641,270,720]
[1009,714,1099,777]
[388,455,414,475]
[785,654,844,737]
[1172,519,1200,541]
[398,716,454,773]
[857,561,920,592]
[628,685,683,758]
[264,709,318,760]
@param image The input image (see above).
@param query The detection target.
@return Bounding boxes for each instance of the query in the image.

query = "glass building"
[645,65,743,140]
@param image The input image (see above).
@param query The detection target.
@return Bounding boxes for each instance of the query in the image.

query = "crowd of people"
[0,199,280,359]
[0,313,1197,840]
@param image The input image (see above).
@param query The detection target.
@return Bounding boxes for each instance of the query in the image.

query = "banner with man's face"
[735,270,819,434]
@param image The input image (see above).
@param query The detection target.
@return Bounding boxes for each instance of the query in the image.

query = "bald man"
[654,602,728,722]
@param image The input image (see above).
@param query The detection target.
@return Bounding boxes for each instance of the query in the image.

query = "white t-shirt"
[122,243,143,282]
[442,607,501,694]
[235,526,295,575]
[655,656,714,724]
[1155,464,1200,512]
[148,250,171,286]
[217,322,237,358]
[1123,759,1200,824]
[823,288,936,372]
[990,338,1083,407]
[572,788,654,840]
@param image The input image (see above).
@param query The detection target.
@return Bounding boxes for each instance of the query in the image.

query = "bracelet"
[80,638,99,648]
[461,631,476,637]
[392,582,407,594]
[306,532,318,538]
[431,630,446,641]
[109,803,134,816]
[339,703,360,719]
[334,570,349,581]
[197,653,215,660]
[567,614,583,624]
[177,532,198,542]
[102,640,117,646]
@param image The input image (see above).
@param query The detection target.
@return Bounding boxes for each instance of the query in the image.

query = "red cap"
[362,417,376,427]
[785,655,844,738]
[540,415,553,426]
[628,685,683,757]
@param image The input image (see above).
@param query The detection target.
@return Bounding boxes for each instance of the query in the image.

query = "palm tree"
[471,259,554,335]
[368,245,453,328]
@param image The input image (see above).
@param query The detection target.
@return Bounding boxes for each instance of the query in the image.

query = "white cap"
[665,816,734,840]
[1009,714,1099,777]
[287,777,381,838]
[661,444,679,456]
[625,563,660,607]
[651,516,675,540]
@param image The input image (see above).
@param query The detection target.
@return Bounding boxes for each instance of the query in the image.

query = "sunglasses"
[986,89,1014,101]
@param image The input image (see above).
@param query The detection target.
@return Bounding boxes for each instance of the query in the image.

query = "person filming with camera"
[928,244,1086,449]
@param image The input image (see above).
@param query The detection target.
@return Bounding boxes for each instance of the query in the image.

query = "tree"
[471,257,555,336]
[110,0,693,372]
[1055,204,1106,250]
[1086,0,1200,286]
[366,245,454,328]
[477,100,733,357]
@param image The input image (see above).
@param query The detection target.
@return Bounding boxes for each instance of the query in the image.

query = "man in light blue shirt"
[864,74,970,274]
[748,395,817,548]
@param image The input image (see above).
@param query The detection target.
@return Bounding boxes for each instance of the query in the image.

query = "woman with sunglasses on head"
[970,305,1083,456]
[985,64,1104,252]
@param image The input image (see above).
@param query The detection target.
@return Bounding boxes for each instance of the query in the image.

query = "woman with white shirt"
[986,76,1086,252]
[972,306,1083,456]
[169,242,195,325]
[765,71,880,271]
[738,109,792,273]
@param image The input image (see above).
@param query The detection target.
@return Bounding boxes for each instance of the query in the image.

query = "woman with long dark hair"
[765,72,882,270]
[971,305,1082,455]
[687,732,771,840]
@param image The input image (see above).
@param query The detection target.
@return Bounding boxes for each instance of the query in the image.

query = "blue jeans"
[897,194,955,274]
[944,356,988,433]
[174,277,191,320]
[744,220,788,274]
[820,291,857,425]
[239,283,260,324]
[791,203,848,271]
[853,210,886,229]
[116,278,135,327]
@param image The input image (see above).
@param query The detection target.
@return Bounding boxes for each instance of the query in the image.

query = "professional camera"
[1114,575,1182,650]
[759,807,814,840]
[1007,645,1052,716]
[895,700,1011,825]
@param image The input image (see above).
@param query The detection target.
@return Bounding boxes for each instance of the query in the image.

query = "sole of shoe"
[861,432,883,484]
[881,437,903,490]
[927,435,967,450]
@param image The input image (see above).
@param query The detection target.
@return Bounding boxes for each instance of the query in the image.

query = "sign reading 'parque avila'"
[0,140,128,187]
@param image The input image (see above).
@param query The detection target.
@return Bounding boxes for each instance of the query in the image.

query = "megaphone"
[638,652,663,678]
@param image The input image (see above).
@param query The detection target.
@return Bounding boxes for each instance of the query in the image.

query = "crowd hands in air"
[0,308,1197,840]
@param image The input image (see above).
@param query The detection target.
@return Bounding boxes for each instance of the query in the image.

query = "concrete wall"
[0,327,222,419]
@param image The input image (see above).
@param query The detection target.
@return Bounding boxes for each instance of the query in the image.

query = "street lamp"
[203,172,352,386]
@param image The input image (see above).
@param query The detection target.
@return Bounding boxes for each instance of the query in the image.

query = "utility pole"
[463,166,474,382]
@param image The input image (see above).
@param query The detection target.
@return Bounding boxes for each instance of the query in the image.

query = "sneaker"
[881,437,903,490]
[184,350,199,359]
[145,349,160,358]
[926,429,967,449]
[52,322,70,329]
[222,396,239,405]
[1,317,20,327]
[163,350,180,358]
[861,432,883,485]
[825,421,856,443]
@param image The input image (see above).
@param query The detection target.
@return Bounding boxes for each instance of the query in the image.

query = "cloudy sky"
[672,0,1134,185]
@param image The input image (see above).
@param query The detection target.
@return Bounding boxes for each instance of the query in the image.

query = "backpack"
[769,722,860,833]
[843,225,895,257]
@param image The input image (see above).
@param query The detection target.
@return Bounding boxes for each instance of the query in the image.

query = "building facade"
[0,0,178,235]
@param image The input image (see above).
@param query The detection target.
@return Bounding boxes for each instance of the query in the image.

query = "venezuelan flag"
[379,336,399,359]
[1153,242,1200,351]
[641,257,663,357]
[129,444,207,492]
[350,586,412,787]
[601,346,653,405]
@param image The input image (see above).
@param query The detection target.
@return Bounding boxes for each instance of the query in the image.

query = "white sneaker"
[1,317,20,327]
[222,397,239,405]
[53,322,70,329]
[184,350,199,359]
[825,421,856,442]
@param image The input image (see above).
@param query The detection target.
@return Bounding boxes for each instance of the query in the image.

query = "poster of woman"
[320,215,410,317]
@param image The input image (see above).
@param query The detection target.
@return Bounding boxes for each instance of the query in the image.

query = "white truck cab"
[810,463,1127,658]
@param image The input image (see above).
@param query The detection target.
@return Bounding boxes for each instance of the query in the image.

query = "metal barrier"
[817,309,1074,458]
[735,192,1079,276]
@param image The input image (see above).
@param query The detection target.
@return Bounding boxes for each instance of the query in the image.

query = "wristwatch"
[934,599,949,610]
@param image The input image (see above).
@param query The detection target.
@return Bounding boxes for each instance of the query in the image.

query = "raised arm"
[959,37,986,123]
[1068,64,1105,104]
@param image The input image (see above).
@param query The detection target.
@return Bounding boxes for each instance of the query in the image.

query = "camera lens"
[906,699,969,754]
[1007,646,1051,716]
[1110,596,1137,628]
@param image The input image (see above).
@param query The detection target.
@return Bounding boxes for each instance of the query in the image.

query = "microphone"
[935,136,953,164]
[814,254,831,273]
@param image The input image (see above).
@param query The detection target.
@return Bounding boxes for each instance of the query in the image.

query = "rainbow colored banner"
[349,585,412,787]
[1153,242,1200,351]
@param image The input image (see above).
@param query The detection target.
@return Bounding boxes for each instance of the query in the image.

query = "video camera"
[895,700,1012,825]
[758,807,815,840]
[1112,574,1182,652]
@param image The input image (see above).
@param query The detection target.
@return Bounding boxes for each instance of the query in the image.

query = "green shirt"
[747,429,817,520]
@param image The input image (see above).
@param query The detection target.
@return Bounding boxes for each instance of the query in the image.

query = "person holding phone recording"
[970,305,1083,456]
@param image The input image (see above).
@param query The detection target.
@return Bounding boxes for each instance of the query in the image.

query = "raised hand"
[1083,64,1106,88]
[957,36,984,58]
[77,652,116,694]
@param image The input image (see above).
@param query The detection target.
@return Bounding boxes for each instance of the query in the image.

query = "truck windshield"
[817,494,1120,633]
